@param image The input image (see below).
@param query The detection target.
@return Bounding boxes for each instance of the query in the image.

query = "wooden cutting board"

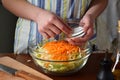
[0,56,53,80]
[0,70,25,80]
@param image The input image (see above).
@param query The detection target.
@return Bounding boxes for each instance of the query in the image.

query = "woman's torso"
[14,0,92,53]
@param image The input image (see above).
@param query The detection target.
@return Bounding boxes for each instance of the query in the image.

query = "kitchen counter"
[0,53,119,80]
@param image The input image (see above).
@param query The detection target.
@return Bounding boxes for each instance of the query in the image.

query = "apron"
[14,0,92,54]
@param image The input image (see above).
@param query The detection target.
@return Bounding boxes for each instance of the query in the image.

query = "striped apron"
[14,0,92,54]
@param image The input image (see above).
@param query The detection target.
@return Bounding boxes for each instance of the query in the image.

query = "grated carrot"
[42,40,80,60]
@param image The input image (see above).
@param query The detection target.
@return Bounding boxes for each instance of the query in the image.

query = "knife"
[0,64,46,80]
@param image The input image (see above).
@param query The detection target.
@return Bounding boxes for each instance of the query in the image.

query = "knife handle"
[15,70,46,80]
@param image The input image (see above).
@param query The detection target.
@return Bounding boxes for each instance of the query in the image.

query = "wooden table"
[0,53,119,80]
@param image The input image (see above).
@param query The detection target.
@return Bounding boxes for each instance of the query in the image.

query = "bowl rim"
[30,51,91,62]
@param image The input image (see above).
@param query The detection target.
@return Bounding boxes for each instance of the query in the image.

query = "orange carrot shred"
[42,40,80,60]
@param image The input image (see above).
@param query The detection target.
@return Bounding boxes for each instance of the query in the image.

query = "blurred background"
[0,2,17,53]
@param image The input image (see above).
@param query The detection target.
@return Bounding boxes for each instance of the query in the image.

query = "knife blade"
[0,64,46,80]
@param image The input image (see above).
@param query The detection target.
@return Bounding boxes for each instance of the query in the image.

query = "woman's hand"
[66,14,94,46]
[36,10,72,39]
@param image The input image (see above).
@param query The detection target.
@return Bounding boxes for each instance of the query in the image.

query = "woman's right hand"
[2,0,71,39]
[36,10,72,39]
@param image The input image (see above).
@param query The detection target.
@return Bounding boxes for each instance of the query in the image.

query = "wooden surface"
[0,70,25,80]
[0,53,119,80]
[0,56,53,80]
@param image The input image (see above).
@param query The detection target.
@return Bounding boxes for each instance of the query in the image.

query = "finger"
[48,24,61,34]
[58,17,72,30]
[70,37,85,43]
[44,28,56,38]
[79,20,85,27]
[52,17,72,35]
[84,27,93,39]
[83,26,89,32]
[39,24,56,38]
[80,20,90,32]
[73,42,85,47]
[66,38,85,46]
[79,28,93,42]
[65,38,75,45]
[41,32,50,39]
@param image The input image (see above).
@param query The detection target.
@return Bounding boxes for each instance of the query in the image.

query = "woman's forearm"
[85,0,108,20]
[1,0,43,22]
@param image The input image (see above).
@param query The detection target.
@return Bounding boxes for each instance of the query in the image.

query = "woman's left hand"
[66,14,94,46]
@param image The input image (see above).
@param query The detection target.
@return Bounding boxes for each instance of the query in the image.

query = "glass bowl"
[29,41,92,76]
